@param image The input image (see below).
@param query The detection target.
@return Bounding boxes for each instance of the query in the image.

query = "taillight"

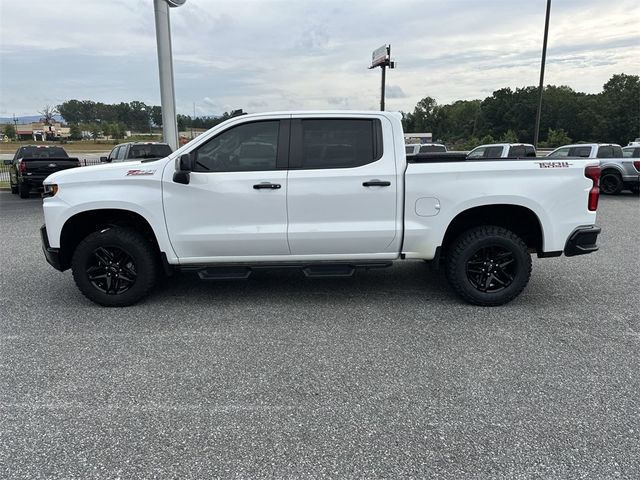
[633,161,640,172]
[19,161,27,173]
[585,165,600,212]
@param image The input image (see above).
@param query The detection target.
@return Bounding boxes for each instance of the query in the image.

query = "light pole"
[534,0,552,148]
[153,0,185,150]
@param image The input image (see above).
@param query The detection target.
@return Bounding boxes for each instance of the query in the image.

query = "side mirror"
[177,153,193,172]
[100,156,110,163]
[3,159,12,166]
[173,153,193,185]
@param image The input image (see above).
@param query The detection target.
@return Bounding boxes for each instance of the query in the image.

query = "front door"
[163,118,291,261]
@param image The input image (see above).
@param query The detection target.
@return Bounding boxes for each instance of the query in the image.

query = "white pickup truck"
[40,111,601,307]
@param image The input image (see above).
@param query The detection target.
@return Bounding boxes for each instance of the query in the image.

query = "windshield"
[128,144,172,159]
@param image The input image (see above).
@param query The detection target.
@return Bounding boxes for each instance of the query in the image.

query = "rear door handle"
[362,180,391,187]
[253,182,281,190]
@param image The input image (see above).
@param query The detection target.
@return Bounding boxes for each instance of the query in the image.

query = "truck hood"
[44,158,169,184]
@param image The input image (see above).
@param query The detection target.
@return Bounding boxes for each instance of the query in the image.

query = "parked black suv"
[100,142,173,163]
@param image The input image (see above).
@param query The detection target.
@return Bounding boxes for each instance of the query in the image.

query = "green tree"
[69,124,82,140]
[4,123,16,140]
[544,128,572,147]
[500,129,519,143]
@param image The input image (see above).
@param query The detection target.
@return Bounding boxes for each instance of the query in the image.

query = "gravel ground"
[0,191,638,479]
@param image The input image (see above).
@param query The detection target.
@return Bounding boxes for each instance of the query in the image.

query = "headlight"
[42,184,59,198]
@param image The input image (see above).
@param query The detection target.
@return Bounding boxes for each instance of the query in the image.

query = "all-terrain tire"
[18,180,30,198]
[445,225,532,306]
[600,172,623,195]
[71,227,158,307]
[10,183,18,194]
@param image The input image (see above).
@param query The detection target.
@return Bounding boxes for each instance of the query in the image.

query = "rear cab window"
[419,145,446,153]
[129,144,173,160]
[18,146,69,159]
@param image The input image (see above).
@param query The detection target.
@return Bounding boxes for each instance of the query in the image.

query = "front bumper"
[564,225,601,257]
[40,225,64,271]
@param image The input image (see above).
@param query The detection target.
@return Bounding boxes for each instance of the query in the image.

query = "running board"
[192,262,393,280]
[198,267,252,280]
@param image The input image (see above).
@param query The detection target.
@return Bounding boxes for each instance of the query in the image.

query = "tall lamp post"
[153,0,185,151]
[534,0,552,148]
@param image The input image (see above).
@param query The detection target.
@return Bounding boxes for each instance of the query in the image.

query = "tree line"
[401,73,639,148]
[55,99,244,140]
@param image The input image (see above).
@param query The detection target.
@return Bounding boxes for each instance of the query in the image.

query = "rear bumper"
[564,225,601,257]
[40,225,64,271]
[20,175,48,188]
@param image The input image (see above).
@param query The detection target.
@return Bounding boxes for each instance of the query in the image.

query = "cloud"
[0,0,638,116]
[385,85,407,99]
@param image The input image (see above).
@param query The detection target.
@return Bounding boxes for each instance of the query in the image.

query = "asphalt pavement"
[0,191,638,479]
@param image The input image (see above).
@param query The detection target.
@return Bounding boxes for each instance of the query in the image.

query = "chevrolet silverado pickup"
[6,145,80,198]
[547,143,639,194]
[40,111,601,307]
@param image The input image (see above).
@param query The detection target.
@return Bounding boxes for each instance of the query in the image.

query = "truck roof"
[553,143,621,149]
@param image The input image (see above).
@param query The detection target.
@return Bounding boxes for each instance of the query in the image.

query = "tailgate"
[22,157,79,175]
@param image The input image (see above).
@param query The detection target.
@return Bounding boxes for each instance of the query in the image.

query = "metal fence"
[0,157,104,186]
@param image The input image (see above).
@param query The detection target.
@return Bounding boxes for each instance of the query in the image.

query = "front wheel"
[71,227,158,307]
[445,226,532,306]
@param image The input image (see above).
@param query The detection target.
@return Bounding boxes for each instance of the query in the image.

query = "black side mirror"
[3,159,12,166]
[100,156,110,163]
[173,153,193,185]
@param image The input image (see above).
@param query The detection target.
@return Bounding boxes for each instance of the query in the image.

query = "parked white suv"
[40,111,601,307]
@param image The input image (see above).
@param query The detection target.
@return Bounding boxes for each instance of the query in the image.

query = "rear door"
[286,115,399,256]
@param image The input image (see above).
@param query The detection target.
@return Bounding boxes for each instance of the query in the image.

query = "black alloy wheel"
[465,245,516,293]
[445,225,531,306]
[86,246,138,295]
[600,172,623,195]
[71,227,158,307]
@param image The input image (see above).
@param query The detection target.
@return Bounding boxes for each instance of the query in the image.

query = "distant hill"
[0,114,65,124]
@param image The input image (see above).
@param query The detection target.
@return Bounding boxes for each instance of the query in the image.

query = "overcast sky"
[0,0,638,118]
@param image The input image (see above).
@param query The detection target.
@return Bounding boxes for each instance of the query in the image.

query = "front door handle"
[253,182,281,190]
[363,180,391,187]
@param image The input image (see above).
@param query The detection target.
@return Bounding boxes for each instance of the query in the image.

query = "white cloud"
[0,0,638,117]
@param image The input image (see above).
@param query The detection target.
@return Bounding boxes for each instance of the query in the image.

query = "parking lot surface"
[1,191,638,479]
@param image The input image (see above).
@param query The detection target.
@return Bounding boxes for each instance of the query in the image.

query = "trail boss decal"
[536,161,572,169]
[126,169,156,176]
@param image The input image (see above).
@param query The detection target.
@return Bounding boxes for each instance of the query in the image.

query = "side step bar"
[193,262,392,280]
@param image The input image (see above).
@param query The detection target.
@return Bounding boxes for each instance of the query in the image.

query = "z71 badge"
[536,161,572,169]
[126,169,156,176]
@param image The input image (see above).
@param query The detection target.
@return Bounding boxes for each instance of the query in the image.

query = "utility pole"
[369,45,395,111]
[153,0,186,151]
[534,0,552,148]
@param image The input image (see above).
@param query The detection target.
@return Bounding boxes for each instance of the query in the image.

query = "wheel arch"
[441,204,544,256]
[58,209,163,271]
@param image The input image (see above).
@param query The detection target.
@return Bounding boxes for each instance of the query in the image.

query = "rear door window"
[569,146,592,157]
[484,146,504,158]
[549,147,570,157]
[596,146,614,158]
[294,119,382,169]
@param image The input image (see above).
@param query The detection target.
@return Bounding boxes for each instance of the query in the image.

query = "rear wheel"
[600,172,623,195]
[10,182,18,194]
[445,226,531,306]
[71,227,158,307]
[18,179,30,198]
